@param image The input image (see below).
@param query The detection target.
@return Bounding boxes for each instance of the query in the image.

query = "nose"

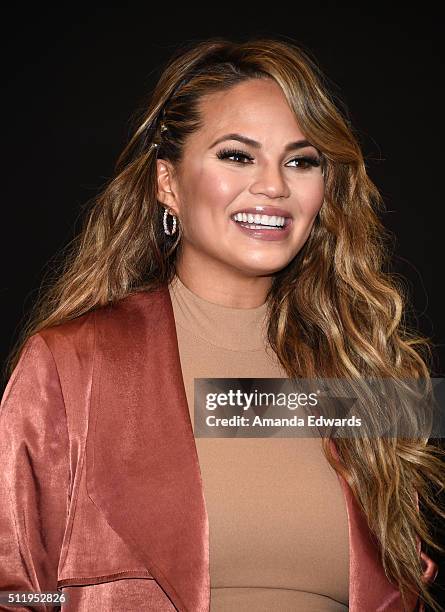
[249,162,290,199]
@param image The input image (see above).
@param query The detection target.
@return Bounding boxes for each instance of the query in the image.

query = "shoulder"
[4,287,170,414]
[37,287,168,361]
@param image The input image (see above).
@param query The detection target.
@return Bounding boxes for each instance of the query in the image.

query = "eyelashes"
[216,147,322,170]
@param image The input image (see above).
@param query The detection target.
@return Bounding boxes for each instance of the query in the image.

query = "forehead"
[195,78,304,140]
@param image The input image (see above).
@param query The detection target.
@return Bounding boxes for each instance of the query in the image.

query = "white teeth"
[240,224,281,230]
[232,212,286,227]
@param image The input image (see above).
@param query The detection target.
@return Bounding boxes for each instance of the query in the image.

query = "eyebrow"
[208,133,316,152]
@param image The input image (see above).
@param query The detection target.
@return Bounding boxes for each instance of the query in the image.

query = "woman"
[1,36,444,612]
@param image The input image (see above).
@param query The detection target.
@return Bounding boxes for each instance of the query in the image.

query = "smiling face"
[157,77,325,299]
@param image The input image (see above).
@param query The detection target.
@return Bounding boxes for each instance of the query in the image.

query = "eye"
[287,155,322,170]
[216,148,254,164]
[216,147,322,170]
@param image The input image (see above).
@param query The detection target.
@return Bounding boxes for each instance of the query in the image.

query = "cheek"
[182,166,243,224]
[297,179,325,219]
[204,167,245,203]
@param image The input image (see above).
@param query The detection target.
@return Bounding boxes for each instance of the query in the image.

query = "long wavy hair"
[4,36,445,610]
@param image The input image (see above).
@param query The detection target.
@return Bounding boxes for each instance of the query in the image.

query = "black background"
[1,4,444,608]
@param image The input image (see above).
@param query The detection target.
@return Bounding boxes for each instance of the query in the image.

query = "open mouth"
[230,212,293,241]
[231,212,292,231]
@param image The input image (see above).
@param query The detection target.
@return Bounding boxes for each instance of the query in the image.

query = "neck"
[175,257,272,309]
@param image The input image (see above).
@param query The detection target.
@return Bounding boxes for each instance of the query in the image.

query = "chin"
[231,258,292,277]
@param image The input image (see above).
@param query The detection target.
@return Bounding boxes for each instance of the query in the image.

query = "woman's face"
[157,78,325,281]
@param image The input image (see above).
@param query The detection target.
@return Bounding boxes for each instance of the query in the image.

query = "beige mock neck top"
[168,274,349,611]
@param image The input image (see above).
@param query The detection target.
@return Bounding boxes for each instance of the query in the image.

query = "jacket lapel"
[86,286,210,611]
[329,443,417,611]
[85,285,417,612]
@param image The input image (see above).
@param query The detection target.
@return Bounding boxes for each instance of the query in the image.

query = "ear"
[156,159,181,216]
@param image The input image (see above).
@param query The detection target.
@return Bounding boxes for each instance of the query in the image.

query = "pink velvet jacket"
[0,285,439,611]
